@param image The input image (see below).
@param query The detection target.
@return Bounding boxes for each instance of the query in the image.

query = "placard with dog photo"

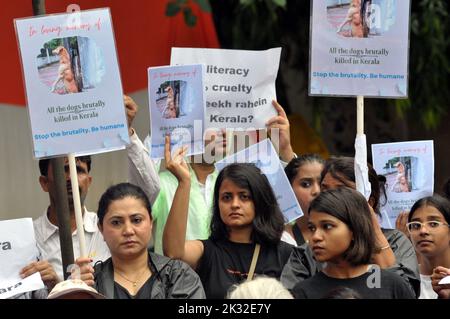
[148,64,205,159]
[310,0,411,98]
[14,8,129,158]
[372,140,434,229]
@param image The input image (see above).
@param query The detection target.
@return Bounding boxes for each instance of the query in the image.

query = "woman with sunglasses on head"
[281,157,420,297]
[292,188,415,299]
[75,182,205,299]
[406,195,450,298]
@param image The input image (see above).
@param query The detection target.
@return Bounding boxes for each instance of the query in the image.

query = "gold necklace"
[114,267,148,287]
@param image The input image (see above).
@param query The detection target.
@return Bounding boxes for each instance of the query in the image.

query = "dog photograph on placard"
[156,80,189,119]
[37,36,105,95]
[380,156,420,194]
[327,0,397,38]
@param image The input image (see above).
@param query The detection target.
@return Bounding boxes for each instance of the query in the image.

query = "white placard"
[0,218,45,299]
[371,140,434,229]
[215,139,303,223]
[148,64,205,159]
[310,0,411,97]
[171,47,280,129]
[439,276,450,285]
[15,8,129,158]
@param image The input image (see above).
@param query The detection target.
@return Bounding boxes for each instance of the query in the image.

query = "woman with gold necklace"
[77,182,205,299]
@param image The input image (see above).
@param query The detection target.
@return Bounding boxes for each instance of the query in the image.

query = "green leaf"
[183,7,197,27]
[240,0,253,6]
[193,0,211,12]
[272,0,286,7]
[166,2,181,16]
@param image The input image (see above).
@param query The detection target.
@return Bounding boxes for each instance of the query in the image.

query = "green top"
[151,165,218,254]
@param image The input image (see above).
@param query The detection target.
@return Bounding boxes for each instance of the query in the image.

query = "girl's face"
[308,211,353,264]
[99,196,152,260]
[409,205,450,258]
[218,179,255,230]
[291,162,324,214]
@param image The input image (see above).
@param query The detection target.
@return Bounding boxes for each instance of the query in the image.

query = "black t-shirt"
[197,239,293,299]
[293,268,416,299]
[114,276,157,299]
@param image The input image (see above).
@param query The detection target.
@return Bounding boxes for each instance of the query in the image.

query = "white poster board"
[171,47,280,129]
[15,8,129,158]
[372,140,434,229]
[310,0,411,97]
[0,218,45,299]
[148,64,205,159]
[215,139,303,223]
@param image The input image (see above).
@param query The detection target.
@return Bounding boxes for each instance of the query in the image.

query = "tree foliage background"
[167,0,449,131]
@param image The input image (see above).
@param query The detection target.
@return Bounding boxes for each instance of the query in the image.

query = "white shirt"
[419,274,438,299]
[281,230,298,246]
[127,131,161,205]
[33,209,111,281]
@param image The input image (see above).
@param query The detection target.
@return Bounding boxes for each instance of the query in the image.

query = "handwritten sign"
[0,218,45,299]
[15,8,129,158]
[171,47,280,129]
[310,0,411,97]
[372,140,434,228]
[148,64,205,159]
[215,139,303,223]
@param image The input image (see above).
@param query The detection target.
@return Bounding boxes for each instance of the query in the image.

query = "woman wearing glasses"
[406,195,450,298]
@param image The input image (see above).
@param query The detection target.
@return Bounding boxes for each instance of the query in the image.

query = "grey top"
[93,250,206,299]
[281,228,421,298]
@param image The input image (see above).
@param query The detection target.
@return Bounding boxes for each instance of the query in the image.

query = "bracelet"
[375,244,390,254]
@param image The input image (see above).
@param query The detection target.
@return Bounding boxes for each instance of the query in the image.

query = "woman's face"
[218,178,255,230]
[99,196,152,260]
[291,162,324,214]
[308,211,353,263]
[321,172,356,192]
[409,205,450,258]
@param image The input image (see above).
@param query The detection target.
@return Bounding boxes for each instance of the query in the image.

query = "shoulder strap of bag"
[247,243,261,281]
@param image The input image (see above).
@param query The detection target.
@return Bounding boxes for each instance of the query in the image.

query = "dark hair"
[284,154,325,184]
[97,183,152,225]
[443,178,450,201]
[39,156,92,176]
[377,175,388,207]
[309,188,376,266]
[210,163,285,245]
[322,287,362,299]
[321,157,381,215]
[408,194,450,225]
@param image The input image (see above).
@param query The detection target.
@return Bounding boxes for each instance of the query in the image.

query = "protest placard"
[372,140,434,229]
[215,139,303,223]
[148,64,205,159]
[0,218,45,299]
[171,47,280,129]
[15,8,129,158]
[310,0,411,97]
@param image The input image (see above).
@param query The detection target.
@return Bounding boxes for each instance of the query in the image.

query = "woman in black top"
[76,182,205,299]
[282,157,420,297]
[284,154,325,246]
[293,188,415,299]
[163,136,293,298]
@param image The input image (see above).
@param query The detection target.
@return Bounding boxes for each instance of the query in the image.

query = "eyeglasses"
[406,221,450,234]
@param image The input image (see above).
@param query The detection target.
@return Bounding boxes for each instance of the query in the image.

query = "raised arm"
[124,95,161,205]
[162,135,204,270]
[266,100,295,163]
